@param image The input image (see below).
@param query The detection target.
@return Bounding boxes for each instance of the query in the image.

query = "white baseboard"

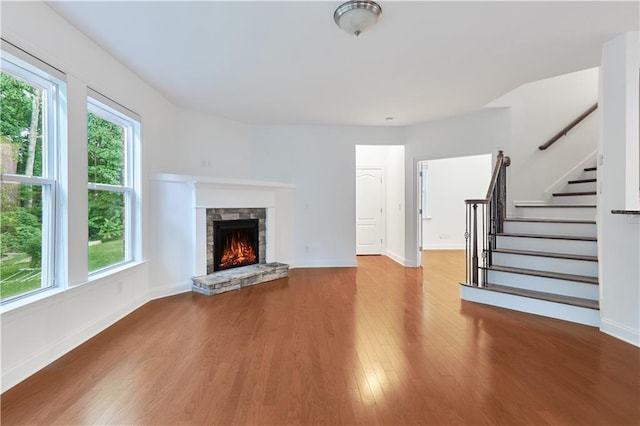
[1,297,147,392]
[148,281,192,301]
[386,249,406,265]
[293,259,357,268]
[422,243,465,250]
[600,318,640,347]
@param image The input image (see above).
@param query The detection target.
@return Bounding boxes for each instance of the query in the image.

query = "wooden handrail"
[538,103,598,151]
[465,151,510,205]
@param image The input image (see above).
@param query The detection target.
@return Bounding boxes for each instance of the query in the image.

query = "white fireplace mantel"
[152,173,295,278]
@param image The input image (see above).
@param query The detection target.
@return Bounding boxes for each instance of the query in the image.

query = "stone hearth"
[192,262,289,296]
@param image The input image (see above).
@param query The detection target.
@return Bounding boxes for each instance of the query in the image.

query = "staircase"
[461,163,600,327]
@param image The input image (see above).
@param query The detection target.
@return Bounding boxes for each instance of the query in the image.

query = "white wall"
[152,107,252,178]
[249,126,404,267]
[598,32,640,347]
[487,68,599,206]
[421,155,492,250]
[403,109,510,266]
[355,145,406,264]
[1,1,174,391]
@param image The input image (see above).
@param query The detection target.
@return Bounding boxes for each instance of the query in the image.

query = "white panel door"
[356,168,383,255]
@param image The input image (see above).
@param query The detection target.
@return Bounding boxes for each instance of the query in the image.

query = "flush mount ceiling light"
[334,0,382,36]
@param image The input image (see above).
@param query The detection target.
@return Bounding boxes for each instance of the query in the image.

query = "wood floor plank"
[2,251,639,425]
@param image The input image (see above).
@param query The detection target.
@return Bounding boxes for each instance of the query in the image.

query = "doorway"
[418,154,492,257]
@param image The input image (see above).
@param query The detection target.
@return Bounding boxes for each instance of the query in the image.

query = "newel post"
[471,203,478,285]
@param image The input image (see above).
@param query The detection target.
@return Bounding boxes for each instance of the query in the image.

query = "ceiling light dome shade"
[334,0,382,36]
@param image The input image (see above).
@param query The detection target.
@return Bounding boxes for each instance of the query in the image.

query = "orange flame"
[219,231,257,269]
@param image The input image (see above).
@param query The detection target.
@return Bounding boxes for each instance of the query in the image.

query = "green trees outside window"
[87,101,135,273]
[0,71,51,301]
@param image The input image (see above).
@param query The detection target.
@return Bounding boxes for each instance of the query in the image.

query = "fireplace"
[207,208,266,274]
[214,219,259,271]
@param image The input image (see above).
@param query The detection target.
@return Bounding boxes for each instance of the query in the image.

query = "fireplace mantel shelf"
[153,173,296,189]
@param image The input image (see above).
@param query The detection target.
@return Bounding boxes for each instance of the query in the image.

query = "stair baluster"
[465,150,510,286]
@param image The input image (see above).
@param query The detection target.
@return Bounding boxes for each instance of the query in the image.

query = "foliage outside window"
[1,53,61,302]
[87,98,138,273]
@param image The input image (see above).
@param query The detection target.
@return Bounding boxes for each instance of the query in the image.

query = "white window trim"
[1,48,65,304]
[86,96,140,276]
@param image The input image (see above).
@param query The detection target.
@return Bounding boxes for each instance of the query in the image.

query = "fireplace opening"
[213,219,259,271]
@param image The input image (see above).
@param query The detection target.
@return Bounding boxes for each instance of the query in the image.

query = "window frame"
[0,49,64,303]
[86,96,139,275]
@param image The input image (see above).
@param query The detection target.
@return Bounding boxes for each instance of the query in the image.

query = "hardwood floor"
[2,251,639,425]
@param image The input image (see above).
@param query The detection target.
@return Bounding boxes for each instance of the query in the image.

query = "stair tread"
[584,166,597,172]
[504,217,596,224]
[515,204,596,208]
[496,232,597,241]
[568,178,597,184]
[481,265,599,284]
[492,248,598,262]
[480,283,599,309]
[552,191,597,196]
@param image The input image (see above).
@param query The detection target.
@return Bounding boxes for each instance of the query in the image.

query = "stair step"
[513,204,596,220]
[496,232,596,242]
[497,234,597,256]
[584,166,597,172]
[492,248,597,262]
[515,204,596,208]
[483,284,599,309]
[504,218,595,224]
[568,178,597,184]
[553,191,597,197]
[460,284,600,327]
[482,265,598,284]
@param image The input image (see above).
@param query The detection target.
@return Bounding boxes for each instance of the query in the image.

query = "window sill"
[87,259,148,283]
[1,286,66,315]
[1,260,148,316]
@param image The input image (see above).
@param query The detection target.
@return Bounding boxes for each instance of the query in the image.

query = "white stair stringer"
[461,285,600,327]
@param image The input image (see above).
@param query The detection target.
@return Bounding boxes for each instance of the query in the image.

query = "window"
[87,94,139,273]
[0,49,64,302]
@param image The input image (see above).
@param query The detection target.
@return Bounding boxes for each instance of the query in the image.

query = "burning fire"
[219,231,257,269]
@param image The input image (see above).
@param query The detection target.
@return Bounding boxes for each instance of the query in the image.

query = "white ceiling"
[47,1,638,126]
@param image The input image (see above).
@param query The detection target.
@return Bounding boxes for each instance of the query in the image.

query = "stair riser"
[566,181,597,192]
[503,221,596,237]
[496,235,597,256]
[514,206,596,220]
[460,286,599,327]
[551,194,597,205]
[486,270,598,300]
[492,253,598,277]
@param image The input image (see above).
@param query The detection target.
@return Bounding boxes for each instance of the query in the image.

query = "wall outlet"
[439,233,451,239]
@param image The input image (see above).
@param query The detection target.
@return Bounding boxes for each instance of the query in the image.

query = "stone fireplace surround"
[206,208,266,274]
